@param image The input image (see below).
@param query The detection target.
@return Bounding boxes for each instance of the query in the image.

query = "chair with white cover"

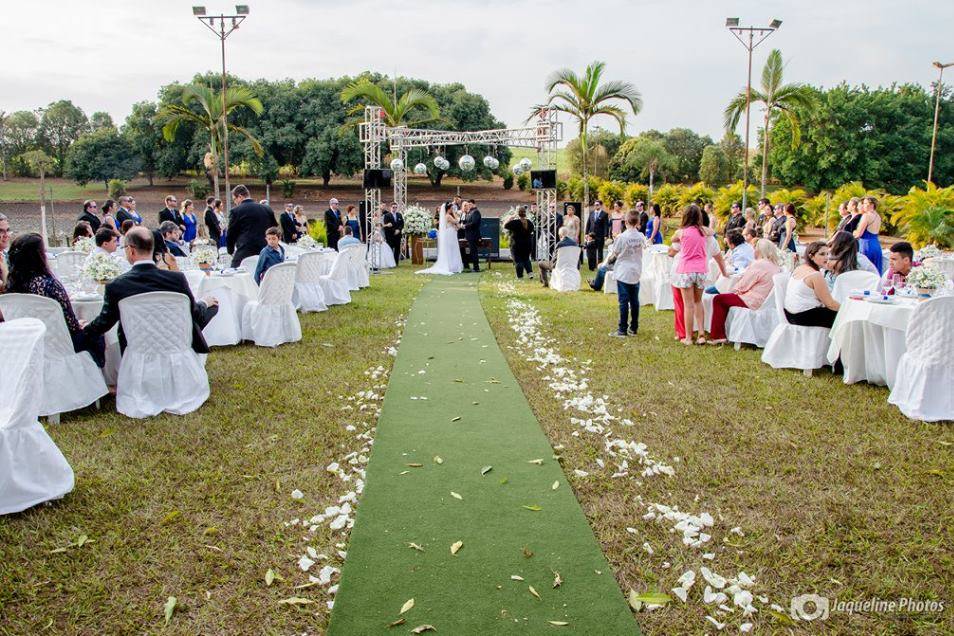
[831,270,881,304]
[242,262,302,347]
[550,246,582,292]
[282,242,304,260]
[239,255,260,273]
[294,252,329,313]
[888,296,954,422]
[0,318,75,515]
[0,294,108,422]
[184,269,206,291]
[340,246,361,291]
[55,251,86,283]
[318,250,353,306]
[352,244,370,288]
[761,272,832,376]
[117,292,210,418]
[726,284,781,349]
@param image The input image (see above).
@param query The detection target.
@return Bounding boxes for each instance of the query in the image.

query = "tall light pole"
[725,17,781,212]
[192,5,249,215]
[928,61,953,186]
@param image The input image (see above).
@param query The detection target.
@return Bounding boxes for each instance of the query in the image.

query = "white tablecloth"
[70,294,120,385]
[193,272,258,347]
[827,296,918,387]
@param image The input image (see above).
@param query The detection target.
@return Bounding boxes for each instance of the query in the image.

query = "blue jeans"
[617,281,640,334]
[591,265,608,290]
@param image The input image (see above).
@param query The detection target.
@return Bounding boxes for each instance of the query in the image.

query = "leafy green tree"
[122,101,165,185]
[158,83,264,199]
[698,145,731,185]
[300,127,362,186]
[0,111,8,180]
[90,111,115,131]
[567,128,624,178]
[610,135,677,196]
[341,76,440,128]
[536,61,642,216]
[724,49,817,195]
[5,110,40,175]
[38,100,89,175]
[719,131,745,181]
[64,128,140,189]
[661,128,713,182]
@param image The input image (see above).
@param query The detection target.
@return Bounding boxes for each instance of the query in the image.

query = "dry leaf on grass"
[163,596,177,625]
[450,492,462,500]
[400,598,415,614]
[450,540,463,555]
[552,571,562,588]
[528,585,541,600]
[411,625,437,633]
[408,543,425,552]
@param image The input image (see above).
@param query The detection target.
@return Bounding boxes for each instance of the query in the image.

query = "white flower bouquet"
[906,265,946,291]
[403,205,433,235]
[73,236,95,254]
[298,235,318,250]
[917,244,942,261]
[190,244,218,269]
[81,251,121,283]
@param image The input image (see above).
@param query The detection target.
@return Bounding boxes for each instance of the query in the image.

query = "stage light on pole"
[725,17,782,211]
[235,5,249,14]
[928,60,954,185]
[192,6,207,16]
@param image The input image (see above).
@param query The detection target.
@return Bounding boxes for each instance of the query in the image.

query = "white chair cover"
[550,246,582,292]
[0,319,75,515]
[352,244,370,288]
[294,252,329,313]
[888,296,954,422]
[340,246,361,291]
[726,285,781,349]
[184,269,206,291]
[282,242,304,260]
[242,263,302,347]
[318,250,353,306]
[369,243,396,269]
[761,273,832,372]
[201,285,243,347]
[117,292,210,418]
[603,269,617,295]
[239,255,260,273]
[0,294,108,417]
[54,251,86,283]
[831,270,881,304]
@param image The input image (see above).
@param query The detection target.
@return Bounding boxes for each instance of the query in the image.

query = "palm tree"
[724,49,817,196]
[340,77,440,128]
[158,84,264,200]
[535,61,642,220]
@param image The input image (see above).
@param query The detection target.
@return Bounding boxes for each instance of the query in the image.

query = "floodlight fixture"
[235,5,249,14]
[769,19,782,29]
[192,6,207,15]
[725,17,739,27]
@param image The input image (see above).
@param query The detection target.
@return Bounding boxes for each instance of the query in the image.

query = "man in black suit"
[78,200,102,232]
[158,195,184,231]
[114,195,140,226]
[203,196,222,245]
[324,198,344,250]
[160,221,187,257]
[84,227,218,354]
[390,202,405,260]
[584,199,609,270]
[226,184,278,267]
[280,203,300,243]
[462,199,482,272]
[381,203,401,265]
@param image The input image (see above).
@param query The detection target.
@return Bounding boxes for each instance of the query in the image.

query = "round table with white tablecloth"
[190,271,259,346]
[826,296,918,388]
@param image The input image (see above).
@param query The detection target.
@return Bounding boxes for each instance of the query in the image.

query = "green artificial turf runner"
[328,276,638,635]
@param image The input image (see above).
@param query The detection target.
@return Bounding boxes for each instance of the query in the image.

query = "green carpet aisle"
[328,276,638,635]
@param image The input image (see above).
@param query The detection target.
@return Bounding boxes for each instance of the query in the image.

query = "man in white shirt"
[725,231,754,269]
[337,225,361,249]
[602,211,645,337]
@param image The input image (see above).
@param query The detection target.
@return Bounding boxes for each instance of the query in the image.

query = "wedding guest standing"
[295,205,310,240]
[504,206,535,279]
[381,203,401,265]
[605,210,645,337]
[101,199,118,232]
[833,202,851,234]
[584,199,609,269]
[743,207,756,234]
[778,203,798,253]
[842,197,862,233]
[254,227,285,284]
[634,200,648,235]
[562,204,581,243]
[706,239,781,344]
[204,196,223,246]
[324,198,344,250]
[344,205,362,243]
[647,203,663,244]
[280,203,300,243]
[853,195,883,275]
[158,195,184,230]
[609,200,624,238]
[180,199,198,243]
[670,204,709,345]
[784,241,840,328]
[391,202,405,259]
[4,233,105,366]
[78,200,102,232]
[227,185,277,267]
[724,202,745,235]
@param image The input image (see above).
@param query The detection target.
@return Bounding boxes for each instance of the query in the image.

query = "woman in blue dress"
[853,195,883,275]
[648,203,664,244]
[181,199,198,243]
[345,205,362,242]
[778,203,798,253]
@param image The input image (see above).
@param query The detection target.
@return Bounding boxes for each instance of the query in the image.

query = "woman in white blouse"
[784,240,840,328]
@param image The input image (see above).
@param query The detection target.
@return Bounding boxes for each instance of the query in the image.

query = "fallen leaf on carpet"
[399,471,410,475]
[481,465,493,475]
[400,598,415,614]
[407,463,423,468]
[522,546,534,558]
[552,571,562,588]
[453,378,464,383]
[500,477,509,485]
[451,540,463,555]
[277,597,314,605]
[528,585,541,600]
[451,416,461,422]
[163,596,177,625]
[411,625,436,634]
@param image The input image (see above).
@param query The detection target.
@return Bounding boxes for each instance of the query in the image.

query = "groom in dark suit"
[584,199,609,270]
[83,227,218,354]
[462,199,482,272]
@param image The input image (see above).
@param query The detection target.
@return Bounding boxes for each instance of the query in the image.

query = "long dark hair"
[6,233,52,293]
[827,231,858,276]
[652,203,661,217]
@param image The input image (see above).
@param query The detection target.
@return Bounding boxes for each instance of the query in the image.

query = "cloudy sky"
[5,0,952,142]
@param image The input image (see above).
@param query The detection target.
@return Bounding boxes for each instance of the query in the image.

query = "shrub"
[503,174,514,190]
[188,178,209,200]
[307,219,328,246]
[108,179,126,200]
[597,180,626,205]
[713,180,759,219]
[278,164,298,179]
[556,179,568,198]
[902,205,954,248]
[677,182,715,209]
[802,192,833,230]
[623,183,649,208]
[652,183,683,216]
[517,172,529,191]
[280,178,295,198]
[891,183,954,236]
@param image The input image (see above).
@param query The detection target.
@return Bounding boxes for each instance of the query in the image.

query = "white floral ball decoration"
[389,158,404,172]
[73,236,95,254]
[81,251,121,283]
[413,162,428,175]
[433,156,450,171]
[458,154,476,171]
[519,157,533,170]
[512,164,525,177]
[402,205,433,235]
[483,156,499,170]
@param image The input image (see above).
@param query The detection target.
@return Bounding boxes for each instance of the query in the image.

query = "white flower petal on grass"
[671,586,688,603]
[291,489,304,500]
[705,616,726,630]
[298,556,315,572]
[739,623,753,633]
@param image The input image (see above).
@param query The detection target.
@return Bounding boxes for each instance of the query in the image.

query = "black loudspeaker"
[363,169,393,189]
[530,169,557,189]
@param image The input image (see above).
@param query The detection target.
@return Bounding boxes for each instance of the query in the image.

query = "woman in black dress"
[504,206,535,279]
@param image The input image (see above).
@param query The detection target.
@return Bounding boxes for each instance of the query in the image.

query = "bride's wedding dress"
[416,205,463,275]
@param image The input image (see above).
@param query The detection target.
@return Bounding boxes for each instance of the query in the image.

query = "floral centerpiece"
[81,252,121,292]
[190,244,218,272]
[403,205,433,265]
[73,236,95,254]
[906,265,946,296]
[916,244,942,262]
[298,235,318,250]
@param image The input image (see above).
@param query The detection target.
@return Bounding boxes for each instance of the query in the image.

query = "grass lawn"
[479,271,953,634]
[0,266,424,634]
[0,180,113,202]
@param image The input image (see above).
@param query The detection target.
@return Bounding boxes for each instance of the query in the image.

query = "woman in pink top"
[670,204,709,344]
[707,239,782,344]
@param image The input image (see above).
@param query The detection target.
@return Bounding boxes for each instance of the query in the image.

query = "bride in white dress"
[416,203,463,275]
